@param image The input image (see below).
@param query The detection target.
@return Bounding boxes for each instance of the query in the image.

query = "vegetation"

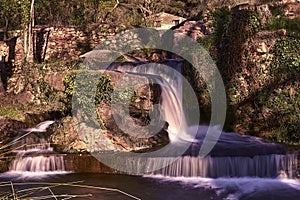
[1,1,300,146]
[266,17,300,34]
[0,106,25,120]
[64,70,114,118]
[1,0,265,32]
[195,4,300,146]
[263,35,300,144]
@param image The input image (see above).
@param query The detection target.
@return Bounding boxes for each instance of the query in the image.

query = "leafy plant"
[64,70,114,118]
[266,17,300,34]
[261,35,300,144]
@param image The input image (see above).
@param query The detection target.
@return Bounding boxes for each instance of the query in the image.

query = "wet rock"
[0,116,26,144]
[49,116,87,153]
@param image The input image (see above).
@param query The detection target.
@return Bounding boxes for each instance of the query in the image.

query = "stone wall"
[0,24,117,64]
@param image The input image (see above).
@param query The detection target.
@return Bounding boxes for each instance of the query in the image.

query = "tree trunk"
[24,25,28,60]
[24,0,35,62]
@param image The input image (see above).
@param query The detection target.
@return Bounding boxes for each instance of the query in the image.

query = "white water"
[107,60,299,180]
[110,60,193,142]
[145,175,300,200]
[147,155,297,178]
[129,60,300,199]
[20,120,56,133]
[9,121,68,175]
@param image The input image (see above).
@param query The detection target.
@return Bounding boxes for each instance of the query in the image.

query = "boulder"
[0,116,27,145]
[51,70,170,153]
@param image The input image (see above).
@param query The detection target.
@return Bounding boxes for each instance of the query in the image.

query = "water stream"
[104,60,300,199]
[8,121,67,175]
[1,60,300,199]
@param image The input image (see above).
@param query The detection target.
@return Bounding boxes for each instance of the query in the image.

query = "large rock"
[51,70,170,153]
[44,72,65,91]
[0,116,26,145]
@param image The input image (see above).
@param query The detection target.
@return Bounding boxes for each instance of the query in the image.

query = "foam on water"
[20,120,56,133]
[8,120,68,175]
[145,175,300,200]
[0,171,71,179]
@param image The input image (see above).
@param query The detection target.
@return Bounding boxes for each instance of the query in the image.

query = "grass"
[0,106,25,121]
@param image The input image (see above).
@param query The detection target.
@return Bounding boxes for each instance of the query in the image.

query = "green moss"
[0,106,25,121]
[266,17,300,34]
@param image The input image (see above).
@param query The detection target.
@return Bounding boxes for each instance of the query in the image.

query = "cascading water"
[106,60,299,179]
[9,121,66,174]
[147,154,298,178]
[108,60,191,142]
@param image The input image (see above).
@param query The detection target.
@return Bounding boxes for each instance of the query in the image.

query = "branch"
[103,0,120,21]
[138,5,153,16]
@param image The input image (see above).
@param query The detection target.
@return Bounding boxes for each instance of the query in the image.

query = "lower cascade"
[9,121,66,173]
[148,154,298,178]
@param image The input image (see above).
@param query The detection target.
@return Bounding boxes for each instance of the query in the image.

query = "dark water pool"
[0,172,300,200]
[0,172,221,200]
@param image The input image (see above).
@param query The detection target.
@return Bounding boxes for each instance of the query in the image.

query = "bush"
[266,17,300,34]
[64,70,114,118]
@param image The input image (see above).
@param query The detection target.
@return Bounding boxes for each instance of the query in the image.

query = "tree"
[0,0,22,40]
[19,0,34,61]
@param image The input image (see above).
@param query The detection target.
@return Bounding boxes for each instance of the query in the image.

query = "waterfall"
[9,121,66,173]
[104,60,299,179]
[107,60,194,142]
[149,155,298,178]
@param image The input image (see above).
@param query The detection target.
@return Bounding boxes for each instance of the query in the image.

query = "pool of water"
[0,172,221,200]
[0,172,300,200]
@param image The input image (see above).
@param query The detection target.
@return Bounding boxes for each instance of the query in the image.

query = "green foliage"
[266,17,300,34]
[64,70,114,117]
[249,11,261,34]
[197,35,217,61]
[64,72,77,99]
[270,35,300,75]
[261,35,300,144]
[197,7,232,61]
[212,7,232,45]
[0,106,24,120]
[269,5,285,17]
[215,8,261,77]
[19,0,31,25]
[35,0,106,26]
[0,0,23,35]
